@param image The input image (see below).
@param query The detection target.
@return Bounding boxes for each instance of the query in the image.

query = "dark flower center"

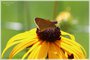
[36,27,61,42]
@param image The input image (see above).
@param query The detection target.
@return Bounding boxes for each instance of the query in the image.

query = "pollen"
[36,27,61,42]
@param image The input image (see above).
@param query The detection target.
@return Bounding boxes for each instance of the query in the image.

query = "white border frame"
[0,0,89,60]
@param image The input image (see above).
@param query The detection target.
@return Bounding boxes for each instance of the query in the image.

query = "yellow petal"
[9,39,38,59]
[28,42,41,59]
[2,28,37,58]
[61,30,75,41]
[2,37,37,58]
[22,41,41,59]
[61,36,86,56]
[61,42,82,59]
[48,43,66,59]
[36,41,49,59]
[56,39,86,59]
[28,46,41,59]
[2,40,24,57]
[61,36,82,51]
[7,28,36,44]
[56,41,79,58]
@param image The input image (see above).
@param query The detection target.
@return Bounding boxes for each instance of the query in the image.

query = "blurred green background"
[1,1,89,59]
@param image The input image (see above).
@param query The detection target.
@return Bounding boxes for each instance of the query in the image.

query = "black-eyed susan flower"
[2,18,86,59]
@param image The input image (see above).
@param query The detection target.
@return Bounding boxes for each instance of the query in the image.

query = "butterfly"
[35,18,57,32]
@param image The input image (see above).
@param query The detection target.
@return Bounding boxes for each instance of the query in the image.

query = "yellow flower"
[2,18,86,59]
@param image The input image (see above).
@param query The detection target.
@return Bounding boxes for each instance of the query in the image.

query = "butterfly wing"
[35,18,56,31]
